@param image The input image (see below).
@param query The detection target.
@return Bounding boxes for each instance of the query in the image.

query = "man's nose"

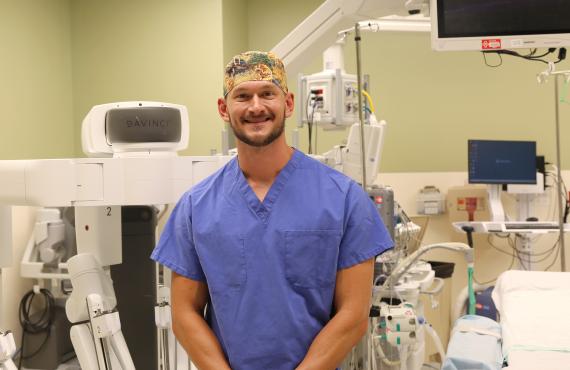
[248,95,265,114]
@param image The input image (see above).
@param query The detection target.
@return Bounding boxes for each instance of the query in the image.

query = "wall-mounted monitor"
[431,0,570,51]
[468,139,537,185]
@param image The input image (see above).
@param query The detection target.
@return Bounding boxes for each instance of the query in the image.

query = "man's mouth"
[244,116,273,124]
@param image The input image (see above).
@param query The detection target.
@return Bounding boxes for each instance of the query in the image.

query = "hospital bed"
[444,270,570,370]
[494,270,570,370]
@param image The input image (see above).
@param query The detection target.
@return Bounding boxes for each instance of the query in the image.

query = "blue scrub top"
[151,149,393,370]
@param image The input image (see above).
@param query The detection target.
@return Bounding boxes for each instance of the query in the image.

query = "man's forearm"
[295,309,369,370]
[173,309,232,370]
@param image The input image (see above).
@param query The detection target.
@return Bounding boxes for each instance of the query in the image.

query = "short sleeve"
[151,192,206,282]
[337,182,393,270]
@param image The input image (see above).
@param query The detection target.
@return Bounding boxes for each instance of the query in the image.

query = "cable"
[549,166,570,222]
[16,288,55,369]
[514,236,526,270]
[514,235,559,257]
[306,94,319,154]
[305,93,312,154]
[309,99,318,154]
[482,47,564,66]
[528,48,555,59]
[473,235,516,285]
[512,236,560,265]
[314,119,318,154]
[544,241,562,271]
[382,242,472,291]
[546,167,569,222]
[361,90,376,114]
[486,234,517,257]
[482,51,503,67]
[484,229,561,274]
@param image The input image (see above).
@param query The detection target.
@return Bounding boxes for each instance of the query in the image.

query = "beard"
[229,111,286,148]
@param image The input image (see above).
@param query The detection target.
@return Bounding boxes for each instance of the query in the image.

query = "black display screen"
[105,107,182,144]
[437,0,570,38]
[468,140,537,184]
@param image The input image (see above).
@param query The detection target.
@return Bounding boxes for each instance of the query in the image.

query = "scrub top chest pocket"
[284,230,342,289]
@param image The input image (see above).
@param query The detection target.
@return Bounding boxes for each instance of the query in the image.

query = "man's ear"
[218,97,230,122]
[284,92,294,118]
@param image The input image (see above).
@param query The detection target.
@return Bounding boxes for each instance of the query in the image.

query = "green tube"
[468,265,476,315]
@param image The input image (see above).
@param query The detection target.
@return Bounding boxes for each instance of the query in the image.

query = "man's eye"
[262,91,276,98]
[236,94,249,100]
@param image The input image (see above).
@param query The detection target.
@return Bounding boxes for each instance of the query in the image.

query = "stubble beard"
[229,111,286,148]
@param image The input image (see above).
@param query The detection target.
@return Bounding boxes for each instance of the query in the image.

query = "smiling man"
[151,51,393,370]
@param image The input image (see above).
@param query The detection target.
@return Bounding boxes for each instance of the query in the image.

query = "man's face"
[218,81,294,148]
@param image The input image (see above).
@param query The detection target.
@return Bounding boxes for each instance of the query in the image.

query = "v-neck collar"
[233,149,302,223]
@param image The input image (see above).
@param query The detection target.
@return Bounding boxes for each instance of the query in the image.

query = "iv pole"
[538,62,570,271]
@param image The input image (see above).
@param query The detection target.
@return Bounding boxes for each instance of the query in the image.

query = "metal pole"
[354,23,367,190]
[554,74,567,271]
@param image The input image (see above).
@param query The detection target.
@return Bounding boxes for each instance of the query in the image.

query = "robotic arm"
[34,208,66,265]
[66,253,135,370]
[0,208,14,370]
[0,331,16,370]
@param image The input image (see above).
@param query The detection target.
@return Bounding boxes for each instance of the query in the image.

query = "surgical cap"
[223,51,288,97]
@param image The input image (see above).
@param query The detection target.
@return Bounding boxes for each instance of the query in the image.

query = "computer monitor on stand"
[468,139,538,221]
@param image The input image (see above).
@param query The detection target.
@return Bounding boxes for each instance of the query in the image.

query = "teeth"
[246,118,269,123]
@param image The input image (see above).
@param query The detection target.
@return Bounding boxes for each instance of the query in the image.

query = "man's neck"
[236,137,293,185]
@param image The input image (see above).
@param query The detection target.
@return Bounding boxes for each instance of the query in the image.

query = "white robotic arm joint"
[87,294,122,339]
[154,285,171,330]
[0,331,16,370]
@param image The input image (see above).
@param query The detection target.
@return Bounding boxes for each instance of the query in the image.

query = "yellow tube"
[361,90,376,114]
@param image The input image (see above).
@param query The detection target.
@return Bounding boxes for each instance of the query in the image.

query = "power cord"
[306,94,321,154]
[482,47,566,67]
[16,288,55,369]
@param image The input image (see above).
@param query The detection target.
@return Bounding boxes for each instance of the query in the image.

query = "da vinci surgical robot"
[0,101,231,370]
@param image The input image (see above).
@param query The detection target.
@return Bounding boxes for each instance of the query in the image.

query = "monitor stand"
[488,181,542,271]
[487,184,505,222]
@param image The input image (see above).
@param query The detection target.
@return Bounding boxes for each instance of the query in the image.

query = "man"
[151,51,393,370]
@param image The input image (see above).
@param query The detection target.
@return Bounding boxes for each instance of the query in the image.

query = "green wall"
[222,0,248,63]
[221,0,249,150]
[70,0,225,157]
[247,0,570,172]
[0,0,74,159]
[1,0,568,172]
[350,32,566,172]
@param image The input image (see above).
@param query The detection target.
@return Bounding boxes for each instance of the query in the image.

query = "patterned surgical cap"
[223,51,288,97]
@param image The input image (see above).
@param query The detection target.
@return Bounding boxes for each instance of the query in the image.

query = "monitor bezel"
[431,0,570,51]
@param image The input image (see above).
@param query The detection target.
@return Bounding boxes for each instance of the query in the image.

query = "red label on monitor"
[481,39,501,50]
[374,196,383,204]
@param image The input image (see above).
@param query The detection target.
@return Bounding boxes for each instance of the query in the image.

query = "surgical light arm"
[271,0,412,76]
